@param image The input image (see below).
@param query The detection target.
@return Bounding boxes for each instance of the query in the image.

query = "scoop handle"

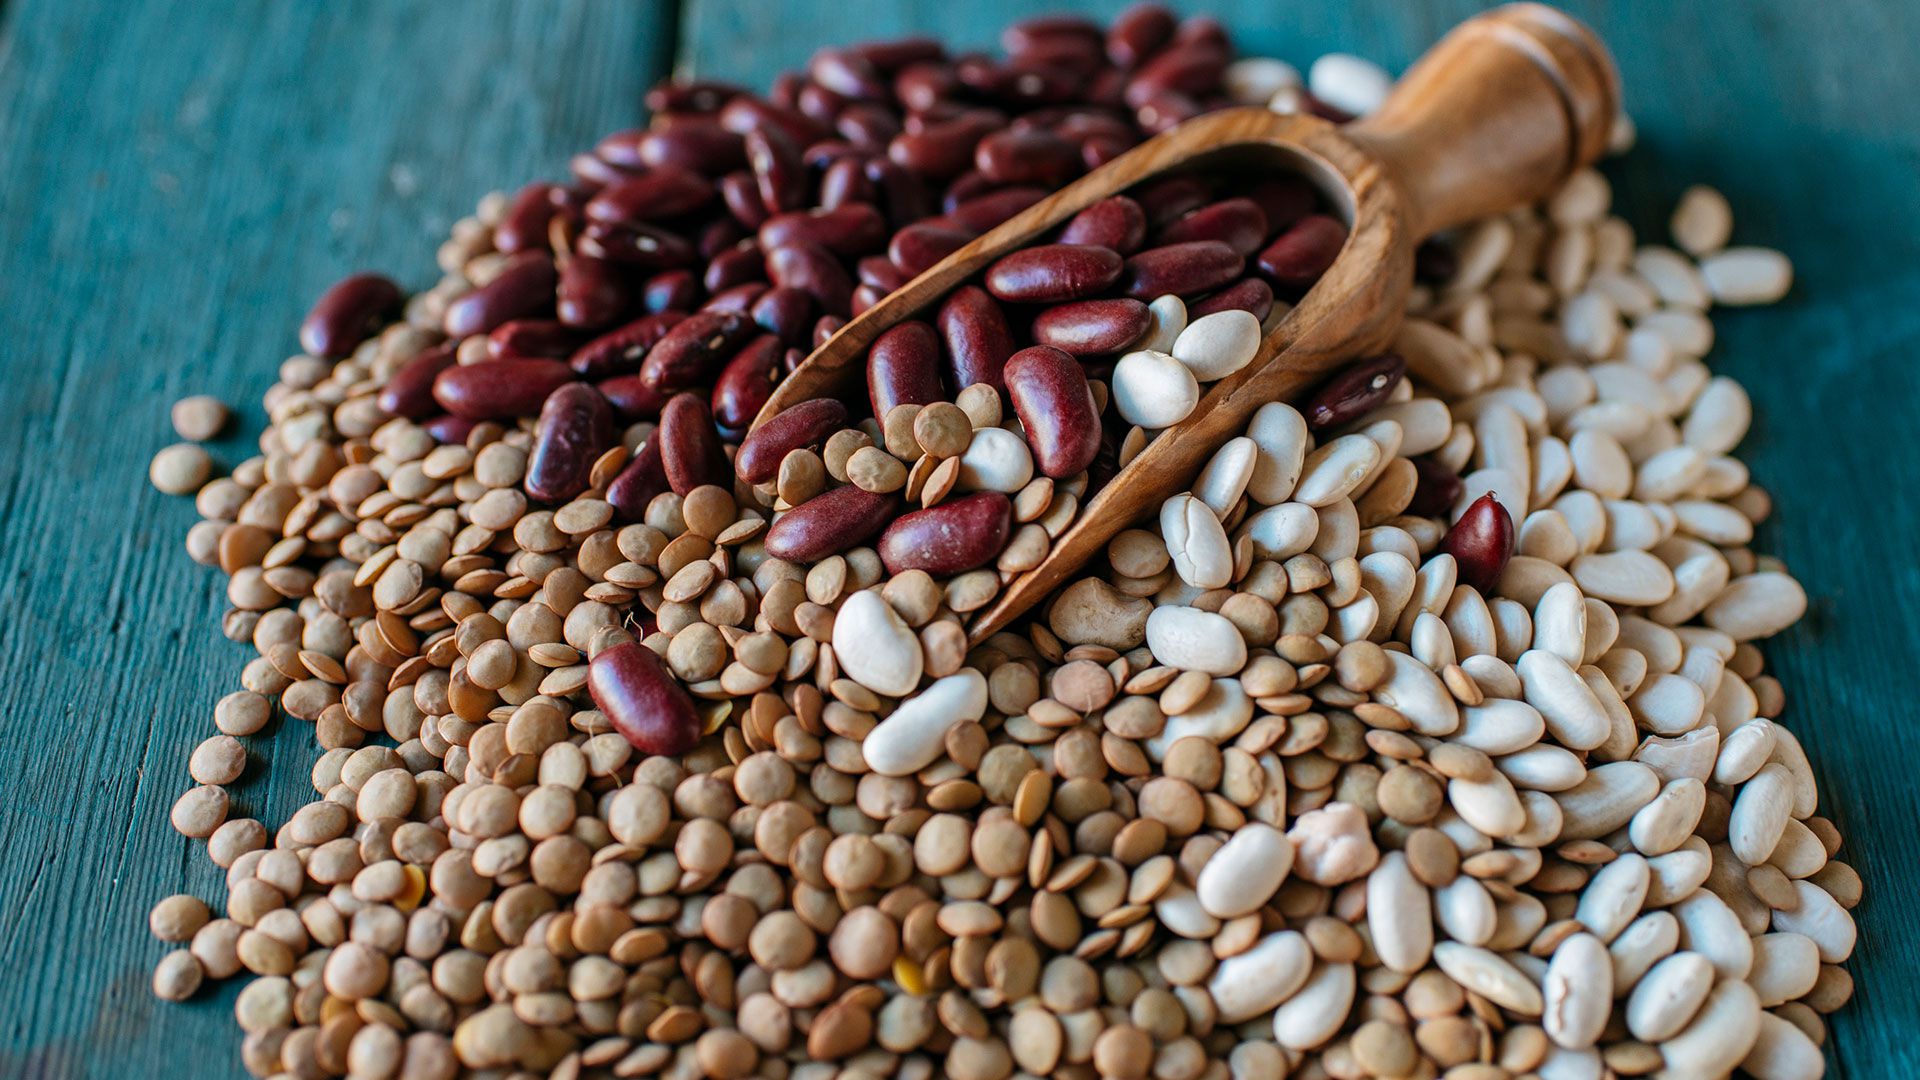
[1346,3,1619,237]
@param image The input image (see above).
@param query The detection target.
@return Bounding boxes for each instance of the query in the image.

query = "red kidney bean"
[1131,89,1202,135]
[1125,40,1226,106]
[1303,93,1355,123]
[432,358,575,420]
[1107,4,1177,67]
[657,392,729,495]
[1189,277,1275,321]
[639,310,756,391]
[646,80,744,115]
[851,284,886,316]
[1119,240,1242,299]
[489,320,582,360]
[1005,346,1101,479]
[571,311,687,378]
[494,182,560,254]
[719,96,828,151]
[938,286,1015,393]
[377,342,457,419]
[745,128,806,215]
[703,243,766,295]
[877,492,1013,576]
[810,48,888,101]
[585,166,713,228]
[819,157,876,210]
[894,62,959,113]
[736,397,850,484]
[1029,298,1151,356]
[703,283,769,314]
[1157,197,1269,256]
[1047,110,1136,143]
[588,641,702,756]
[597,374,673,422]
[422,414,478,444]
[864,157,934,228]
[813,315,847,348]
[984,244,1123,303]
[302,272,403,358]
[767,240,854,317]
[1132,174,1212,228]
[856,256,910,293]
[720,171,772,229]
[852,37,945,71]
[1081,134,1132,169]
[837,105,902,149]
[765,484,900,562]
[797,82,850,126]
[1009,36,1105,79]
[1303,354,1406,430]
[1256,214,1348,287]
[941,187,1047,234]
[941,170,997,213]
[1407,458,1464,518]
[557,253,629,328]
[804,140,861,172]
[890,224,974,277]
[750,286,815,346]
[974,129,1081,188]
[710,334,784,436]
[759,205,888,256]
[1004,14,1101,53]
[643,270,700,313]
[1174,15,1229,50]
[607,436,669,521]
[575,148,639,189]
[697,218,749,261]
[637,123,747,175]
[867,321,945,417]
[1246,176,1318,236]
[1059,195,1146,254]
[526,383,616,502]
[958,60,1075,110]
[577,222,698,269]
[889,111,1002,178]
[1443,493,1516,593]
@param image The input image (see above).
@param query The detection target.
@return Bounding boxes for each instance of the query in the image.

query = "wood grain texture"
[0,1,673,1076]
[680,4,1920,1077]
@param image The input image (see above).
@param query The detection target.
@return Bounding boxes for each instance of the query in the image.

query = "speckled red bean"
[711,334,784,436]
[588,641,702,756]
[644,270,700,313]
[941,187,1047,234]
[1157,197,1269,256]
[985,244,1124,303]
[750,287,815,346]
[302,273,403,358]
[1059,195,1147,254]
[1256,213,1348,287]
[1005,346,1101,479]
[759,205,888,256]
[586,166,714,229]
[938,286,1015,393]
[1119,240,1242,299]
[867,321,946,417]
[432,358,574,420]
[494,182,561,255]
[767,240,854,317]
[607,436,669,520]
[1303,354,1405,430]
[764,484,900,562]
[443,252,557,338]
[639,310,756,391]
[557,253,629,328]
[736,398,850,485]
[377,342,457,419]
[526,384,616,502]
[890,224,975,277]
[489,320,582,360]
[1407,458,1464,518]
[1028,298,1150,356]
[1132,175,1212,228]
[975,129,1081,188]
[657,393,730,495]
[423,414,478,444]
[877,491,1013,576]
[571,311,688,379]
[596,374,673,422]
[1444,493,1516,593]
[1189,278,1275,321]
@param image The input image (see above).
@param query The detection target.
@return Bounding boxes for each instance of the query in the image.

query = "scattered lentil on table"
[144,8,1843,1080]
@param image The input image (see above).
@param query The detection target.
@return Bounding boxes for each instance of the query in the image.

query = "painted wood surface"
[1,0,1914,1076]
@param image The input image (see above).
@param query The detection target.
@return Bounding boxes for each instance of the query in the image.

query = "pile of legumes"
[141,7,1853,1080]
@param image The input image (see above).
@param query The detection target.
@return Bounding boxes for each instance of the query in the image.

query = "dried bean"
[302,273,402,358]
[639,310,756,391]
[431,359,574,421]
[737,399,850,485]
[588,642,701,755]
[937,286,1015,393]
[868,321,946,417]
[1004,346,1101,478]
[1120,240,1243,299]
[984,244,1124,303]
[878,492,1013,576]
[657,393,730,495]
[525,384,615,503]
[764,485,900,562]
[443,252,557,337]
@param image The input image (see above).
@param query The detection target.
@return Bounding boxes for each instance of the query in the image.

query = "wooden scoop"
[751,3,1619,644]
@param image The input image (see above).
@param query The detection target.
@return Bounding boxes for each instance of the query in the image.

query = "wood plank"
[675,1,1920,1075]
[0,0,674,1074]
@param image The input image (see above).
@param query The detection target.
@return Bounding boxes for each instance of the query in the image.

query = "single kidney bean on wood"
[526,383,616,503]
[443,252,558,338]
[1189,278,1275,321]
[657,393,730,495]
[607,436,669,521]
[302,273,403,358]
[639,310,756,391]
[938,286,1015,393]
[1157,197,1269,257]
[764,484,901,562]
[377,342,457,419]
[878,491,1013,576]
[557,253,630,328]
[710,334,785,437]
[868,321,946,418]
[1303,353,1406,430]
[1119,240,1243,299]
[1005,346,1102,479]
[432,358,575,421]
[736,397,850,484]
[588,641,702,756]
[571,310,688,378]
[1029,298,1150,356]
[984,244,1124,303]
[1256,214,1348,287]
[1059,196,1147,254]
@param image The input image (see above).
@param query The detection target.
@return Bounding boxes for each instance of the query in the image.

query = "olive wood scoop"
[750,3,1619,643]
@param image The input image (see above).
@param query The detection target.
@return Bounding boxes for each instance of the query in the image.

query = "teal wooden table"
[1,1,1913,1076]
